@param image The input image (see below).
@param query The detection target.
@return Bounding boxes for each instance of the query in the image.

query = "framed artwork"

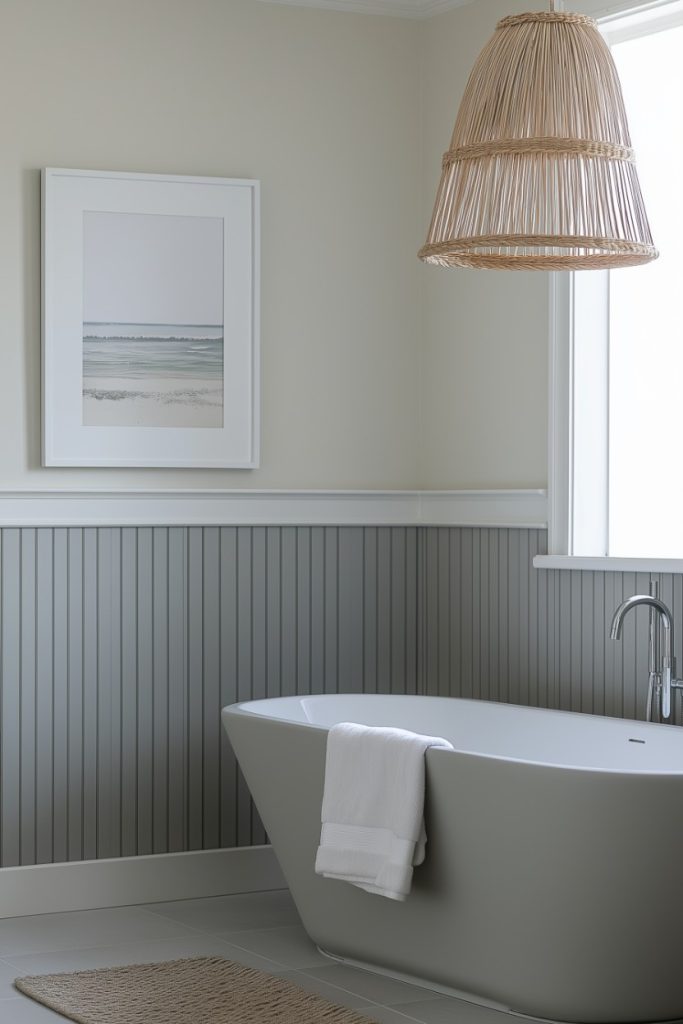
[42,168,259,467]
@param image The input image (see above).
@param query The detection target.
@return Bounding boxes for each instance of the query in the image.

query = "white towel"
[314,722,453,901]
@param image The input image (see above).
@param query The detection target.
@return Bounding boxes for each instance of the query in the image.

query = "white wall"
[0,0,422,491]
[418,0,549,490]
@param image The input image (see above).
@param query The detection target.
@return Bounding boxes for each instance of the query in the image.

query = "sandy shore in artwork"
[83,377,223,429]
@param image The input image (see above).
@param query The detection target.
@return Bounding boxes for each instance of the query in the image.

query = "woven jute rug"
[15,956,378,1024]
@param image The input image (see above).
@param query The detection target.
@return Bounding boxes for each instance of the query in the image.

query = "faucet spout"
[610,595,675,719]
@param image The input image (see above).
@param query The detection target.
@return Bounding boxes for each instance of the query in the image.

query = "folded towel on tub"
[314,722,453,901]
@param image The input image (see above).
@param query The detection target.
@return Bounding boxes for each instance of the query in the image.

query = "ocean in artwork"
[82,323,224,428]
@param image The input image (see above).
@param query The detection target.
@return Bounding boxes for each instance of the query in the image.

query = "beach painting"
[82,210,224,429]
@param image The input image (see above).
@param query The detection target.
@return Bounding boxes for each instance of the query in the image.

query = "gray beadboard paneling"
[424,527,683,725]
[0,526,419,867]
[2,521,680,869]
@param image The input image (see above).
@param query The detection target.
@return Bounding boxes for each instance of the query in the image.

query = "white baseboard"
[0,846,285,919]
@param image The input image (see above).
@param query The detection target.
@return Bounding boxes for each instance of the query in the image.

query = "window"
[546,0,683,564]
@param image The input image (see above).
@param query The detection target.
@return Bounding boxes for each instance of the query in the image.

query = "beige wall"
[4,0,634,495]
[0,0,422,490]
[418,0,549,490]
[412,0,644,491]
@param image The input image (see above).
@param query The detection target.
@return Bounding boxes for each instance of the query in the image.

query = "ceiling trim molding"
[255,0,474,19]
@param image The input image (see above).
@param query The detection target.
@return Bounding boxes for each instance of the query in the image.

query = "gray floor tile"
[0,894,615,1024]
[361,1008,424,1024]
[221,924,328,969]
[211,941,290,973]
[278,969,377,1010]
[0,907,195,957]
[302,964,439,1007]
[3,933,282,978]
[0,959,28,1002]
[0,998,67,1021]
[390,997,520,1024]
[142,889,299,933]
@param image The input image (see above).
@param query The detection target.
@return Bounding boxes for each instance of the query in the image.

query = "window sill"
[533,555,683,574]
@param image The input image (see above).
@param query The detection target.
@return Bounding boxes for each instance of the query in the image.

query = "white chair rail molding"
[0,489,548,528]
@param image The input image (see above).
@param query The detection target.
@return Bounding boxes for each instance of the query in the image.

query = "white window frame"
[535,0,683,573]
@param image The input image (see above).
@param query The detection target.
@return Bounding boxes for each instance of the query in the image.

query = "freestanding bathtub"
[222,694,683,1023]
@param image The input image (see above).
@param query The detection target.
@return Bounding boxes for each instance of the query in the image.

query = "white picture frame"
[42,168,260,468]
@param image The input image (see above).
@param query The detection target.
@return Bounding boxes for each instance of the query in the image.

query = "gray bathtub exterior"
[222,695,683,1024]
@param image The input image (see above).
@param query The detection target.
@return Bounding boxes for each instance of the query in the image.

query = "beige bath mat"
[15,956,377,1024]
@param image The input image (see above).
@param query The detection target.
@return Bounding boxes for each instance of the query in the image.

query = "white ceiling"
[257,0,475,19]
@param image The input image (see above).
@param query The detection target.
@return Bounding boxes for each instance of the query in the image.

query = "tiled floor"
[0,888,519,1023]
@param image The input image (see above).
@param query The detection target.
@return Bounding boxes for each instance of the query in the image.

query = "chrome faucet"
[610,588,682,721]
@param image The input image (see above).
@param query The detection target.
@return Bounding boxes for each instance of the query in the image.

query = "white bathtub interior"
[233,693,683,773]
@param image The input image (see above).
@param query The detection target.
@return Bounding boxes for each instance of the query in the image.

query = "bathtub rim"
[221,693,683,777]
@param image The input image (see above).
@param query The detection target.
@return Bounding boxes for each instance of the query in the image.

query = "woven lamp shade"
[419,11,658,271]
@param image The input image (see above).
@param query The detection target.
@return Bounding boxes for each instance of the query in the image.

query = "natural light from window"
[608,18,683,557]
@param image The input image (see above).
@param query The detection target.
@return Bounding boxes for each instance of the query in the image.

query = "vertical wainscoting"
[5,520,680,871]
[0,526,418,868]
[423,526,683,723]
[423,528,549,706]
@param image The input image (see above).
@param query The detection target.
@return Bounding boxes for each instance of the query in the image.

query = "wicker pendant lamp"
[419,1,658,270]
